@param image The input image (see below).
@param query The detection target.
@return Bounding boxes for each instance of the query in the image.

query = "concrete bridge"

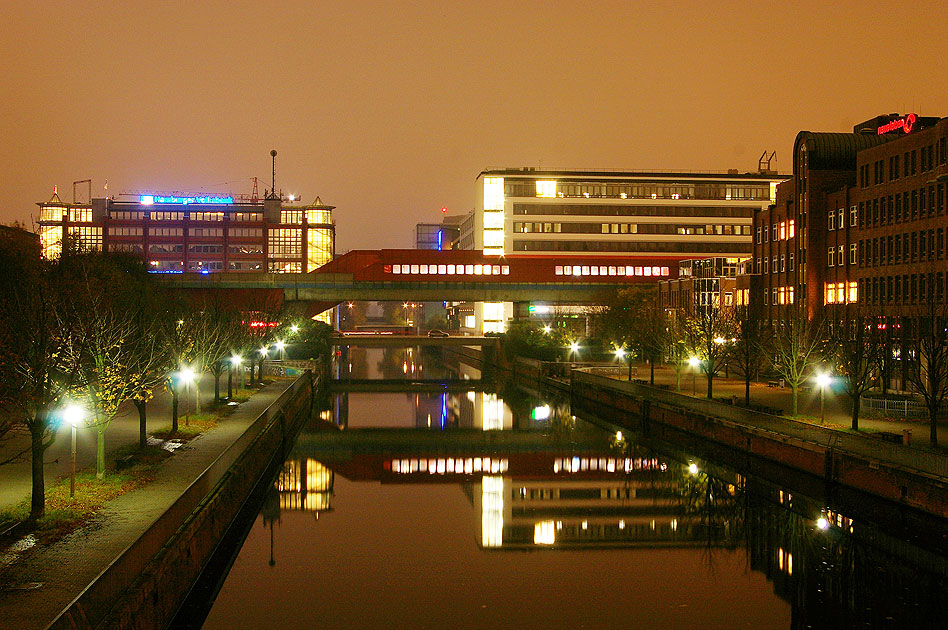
[329,378,492,393]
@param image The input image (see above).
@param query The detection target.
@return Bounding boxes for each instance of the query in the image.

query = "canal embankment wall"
[47,372,317,630]
[570,369,948,519]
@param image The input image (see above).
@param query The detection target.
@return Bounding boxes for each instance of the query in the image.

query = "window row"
[827,244,858,267]
[513,203,754,218]
[859,184,946,228]
[860,138,947,187]
[824,282,858,305]
[514,221,750,235]
[859,228,946,267]
[765,286,796,306]
[756,219,795,243]
[755,253,795,274]
[555,265,670,277]
[513,240,751,254]
[108,227,143,236]
[859,272,948,306]
[389,263,510,276]
[827,207,857,230]
[504,181,770,201]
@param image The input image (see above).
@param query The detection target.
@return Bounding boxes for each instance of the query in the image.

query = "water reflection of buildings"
[275,458,334,516]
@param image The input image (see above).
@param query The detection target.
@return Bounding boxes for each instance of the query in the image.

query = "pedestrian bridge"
[157,249,685,308]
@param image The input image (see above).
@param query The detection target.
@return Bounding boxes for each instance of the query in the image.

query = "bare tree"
[685,296,733,399]
[660,313,688,391]
[728,305,766,406]
[0,240,83,518]
[823,309,883,431]
[767,304,824,416]
[904,273,948,447]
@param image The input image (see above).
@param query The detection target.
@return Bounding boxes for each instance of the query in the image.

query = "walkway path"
[0,377,291,630]
[604,363,948,448]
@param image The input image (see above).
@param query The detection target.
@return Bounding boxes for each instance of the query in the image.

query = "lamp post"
[180,367,195,425]
[63,404,85,498]
[816,372,831,424]
[689,356,700,396]
[615,347,632,381]
[229,355,242,399]
[568,341,580,364]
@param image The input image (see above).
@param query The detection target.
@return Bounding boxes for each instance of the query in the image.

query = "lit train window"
[420,264,428,274]
[555,265,563,275]
[492,265,500,275]
[438,265,447,274]
[502,265,510,274]
[393,264,401,274]
[474,264,483,274]
[447,264,455,274]
[429,265,437,275]
[411,265,420,274]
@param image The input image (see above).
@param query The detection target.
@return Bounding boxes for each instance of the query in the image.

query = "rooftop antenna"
[266,150,279,200]
[758,150,776,173]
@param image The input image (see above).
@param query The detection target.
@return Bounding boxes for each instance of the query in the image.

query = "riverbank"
[0,375,312,630]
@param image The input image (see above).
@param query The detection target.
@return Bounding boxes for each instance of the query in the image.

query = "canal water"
[193,347,948,629]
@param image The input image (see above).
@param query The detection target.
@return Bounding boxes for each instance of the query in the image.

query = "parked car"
[427,329,450,337]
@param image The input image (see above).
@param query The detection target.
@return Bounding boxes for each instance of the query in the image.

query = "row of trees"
[0,241,329,520]
[592,286,948,447]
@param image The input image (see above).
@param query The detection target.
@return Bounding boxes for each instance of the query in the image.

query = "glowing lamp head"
[816,373,831,388]
[180,367,195,383]
[688,463,699,475]
[689,356,700,368]
[615,431,624,442]
[230,354,243,366]
[817,517,829,531]
[542,325,551,334]
[275,340,286,351]
[288,194,295,202]
[615,347,626,360]
[569,342,580,353]
[62,404,85,427]
[290,324,299,333]
[259,347,269,356]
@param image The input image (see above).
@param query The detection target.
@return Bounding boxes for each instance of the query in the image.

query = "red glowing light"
[877,113,917,135]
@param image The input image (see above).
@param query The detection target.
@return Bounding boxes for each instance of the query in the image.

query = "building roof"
[792,131,892,171]
[477,167,789,181]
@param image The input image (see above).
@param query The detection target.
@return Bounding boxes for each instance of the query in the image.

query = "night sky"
[2,1,946,251]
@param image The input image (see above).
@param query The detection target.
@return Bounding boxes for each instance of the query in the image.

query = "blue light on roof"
[437,229,443,251]
[140,194,234,205]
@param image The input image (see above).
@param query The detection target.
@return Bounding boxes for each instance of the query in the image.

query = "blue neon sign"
[140,194,234,205]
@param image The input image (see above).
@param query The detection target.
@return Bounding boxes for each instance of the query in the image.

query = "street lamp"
[289,324,299,334]
[689,356,700,396]
[543,324,552,335]
[180,367,195,426]
[816,372,831,423]
[615,346,632,381]
[275,339,286,361]
[229,354,242,398]
[62,404,85,498]
[569,341,580,363]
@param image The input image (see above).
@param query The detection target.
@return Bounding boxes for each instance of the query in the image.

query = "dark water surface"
[196,348,948,629]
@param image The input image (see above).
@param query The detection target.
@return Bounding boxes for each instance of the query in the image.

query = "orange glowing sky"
[2,1,946,251]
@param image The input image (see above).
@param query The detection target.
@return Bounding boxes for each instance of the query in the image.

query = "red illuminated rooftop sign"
[877,113,917,135]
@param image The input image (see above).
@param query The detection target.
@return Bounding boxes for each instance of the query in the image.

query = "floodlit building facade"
[468,167,788,332]
[36,190,334,274]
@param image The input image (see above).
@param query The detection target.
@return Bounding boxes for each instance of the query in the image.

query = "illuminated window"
[484,177,504,210]
[848,281,858,302]
[536,180,557,198]
[280,210,304,224]
[67,226,102,251]
[483,212,504,229]
[39,206,65,222]
[305,209,332,224]
[40,225,63,259]
[68,208,92,222]
[483,229,504,248]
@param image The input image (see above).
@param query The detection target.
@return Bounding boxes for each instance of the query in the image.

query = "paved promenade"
[606,363,948,448]
[0,377,291,630]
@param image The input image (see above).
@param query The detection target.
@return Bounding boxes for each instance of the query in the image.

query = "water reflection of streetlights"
[688,356,700,396]
[62,404,85,498]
